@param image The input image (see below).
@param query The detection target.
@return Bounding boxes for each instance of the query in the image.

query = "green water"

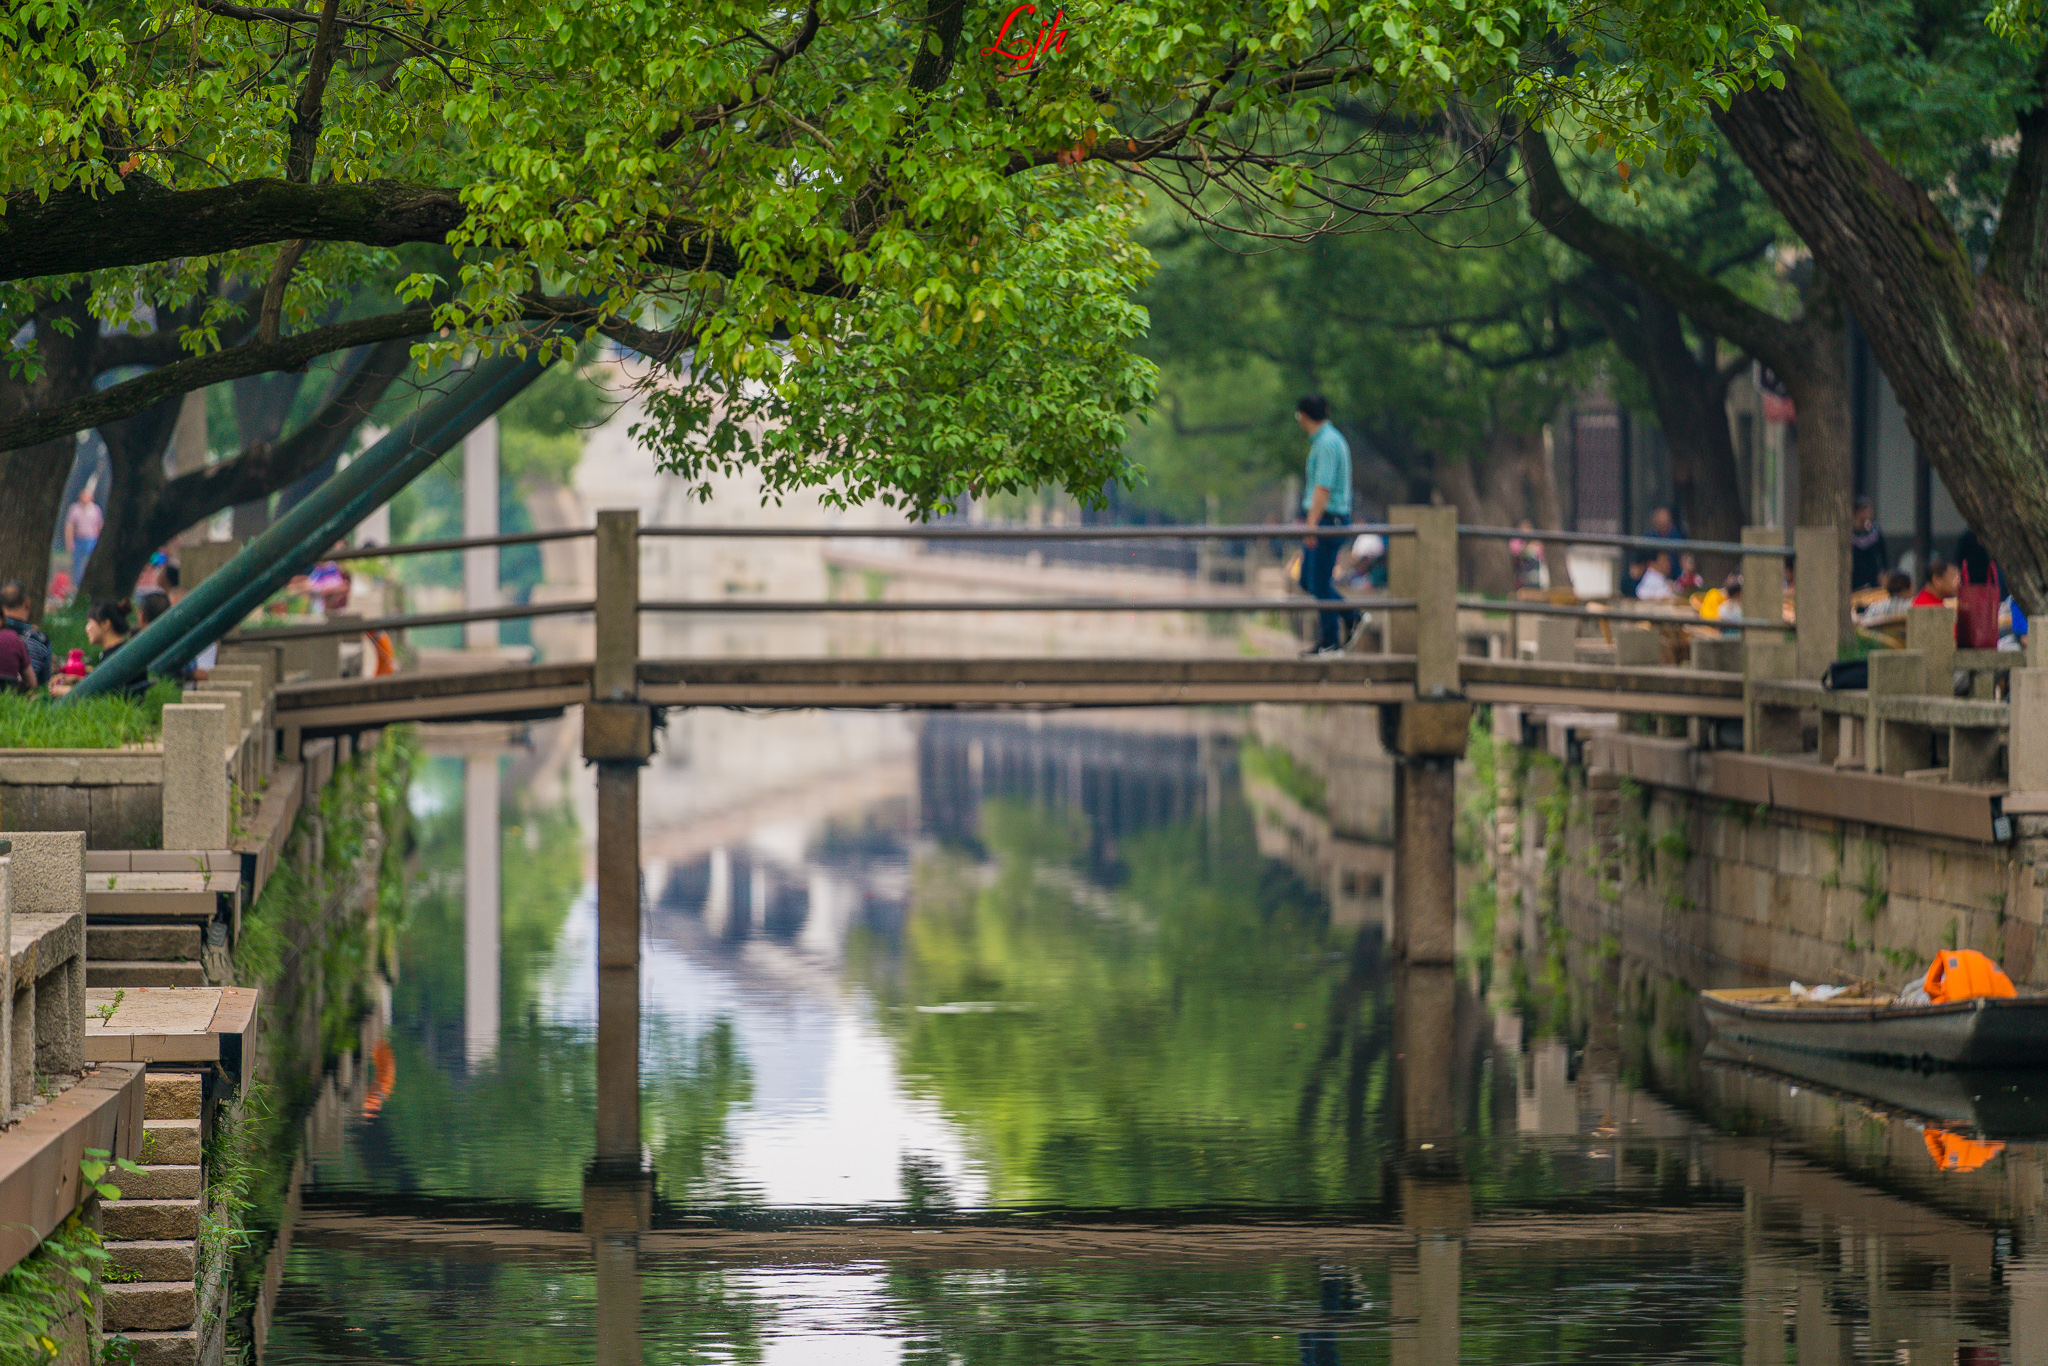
[253,713,2032,1364]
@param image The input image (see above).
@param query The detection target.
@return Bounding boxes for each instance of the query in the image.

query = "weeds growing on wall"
[0,1153,144,1364]
[0,680,180,749]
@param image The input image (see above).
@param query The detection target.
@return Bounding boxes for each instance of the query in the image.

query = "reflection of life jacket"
[363,1039,397,1119]
[1924,1127,2005,1173]
[1923,950,2017,1004]
[370,631,397,676]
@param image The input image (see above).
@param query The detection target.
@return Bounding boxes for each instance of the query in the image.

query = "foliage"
[0,1153,142,1365]
[0,679,180,749]
[2,0,1799,516]
[1238,738,1328,816]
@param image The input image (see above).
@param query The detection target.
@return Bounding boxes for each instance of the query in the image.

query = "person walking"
[1294,394,1357,655]
[64,485,104,584]
[0,582,52,687]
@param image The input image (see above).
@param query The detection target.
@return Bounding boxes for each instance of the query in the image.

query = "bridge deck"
[272,656,1744,732]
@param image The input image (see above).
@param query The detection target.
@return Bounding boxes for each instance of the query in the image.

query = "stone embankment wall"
[1487,730,2042,990]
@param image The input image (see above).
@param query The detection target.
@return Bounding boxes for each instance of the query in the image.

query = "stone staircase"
[86,923,206,989]
[83,851,237,991]
[101,1072,211,1365]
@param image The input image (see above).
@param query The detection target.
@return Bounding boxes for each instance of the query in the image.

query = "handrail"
[636,522,1414,541]
[1458,524,1794,558]
[1456,597,1788,631]
[226,600,596,642]
[326,528,592,562]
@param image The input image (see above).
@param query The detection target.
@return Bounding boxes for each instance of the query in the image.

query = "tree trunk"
[0,438,82,620]
[1715,51,2048,616]
[1436,429,1547,597]
[83,396,183,603]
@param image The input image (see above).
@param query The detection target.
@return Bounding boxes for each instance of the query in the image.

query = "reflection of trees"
[856,795,1388,1209]
[265,1251,771,1364]
[310,756,752,1210]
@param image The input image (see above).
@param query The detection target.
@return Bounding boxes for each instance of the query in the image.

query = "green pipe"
[63,353,548,702]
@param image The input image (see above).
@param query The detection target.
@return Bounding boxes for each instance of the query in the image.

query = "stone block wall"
[1489,743,2040,989]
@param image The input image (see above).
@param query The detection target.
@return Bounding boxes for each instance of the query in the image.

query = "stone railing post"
[1410,505,1459,697]
[1794,525,1840,683]
[162,704,230,850]
[2014,670,2048,795]
[1741,527,1784,639]
[1905,604,1957,695]
[1385,507,1419,657]
[1743,637,1798,754]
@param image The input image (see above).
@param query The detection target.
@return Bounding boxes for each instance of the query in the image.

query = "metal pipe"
[63,354,549,701]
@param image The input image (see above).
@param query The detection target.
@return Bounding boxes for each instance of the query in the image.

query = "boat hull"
[1700,989,2048,1069]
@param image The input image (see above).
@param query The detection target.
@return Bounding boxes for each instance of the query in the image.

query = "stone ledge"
[0,1063,145,1274]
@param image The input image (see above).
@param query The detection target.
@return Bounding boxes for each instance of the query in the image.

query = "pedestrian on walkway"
[1294,395,1358,656]
[1851,496,1890,589]
[64,485,104,583]
[0,581,52,687]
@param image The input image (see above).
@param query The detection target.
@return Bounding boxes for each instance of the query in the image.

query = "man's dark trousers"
[1300,512,1356,650]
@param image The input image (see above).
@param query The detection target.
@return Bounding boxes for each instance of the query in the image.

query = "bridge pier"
[587,510,654,1167]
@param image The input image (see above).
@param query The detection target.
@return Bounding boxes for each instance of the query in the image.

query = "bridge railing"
[237,515,1794,643]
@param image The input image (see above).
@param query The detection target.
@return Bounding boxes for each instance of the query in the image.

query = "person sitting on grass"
[49,600,151,699]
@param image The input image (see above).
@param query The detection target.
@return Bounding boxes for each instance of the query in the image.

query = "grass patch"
[0,680,181,749]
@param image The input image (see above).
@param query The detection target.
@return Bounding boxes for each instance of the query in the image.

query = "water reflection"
[252,707,2044,1364]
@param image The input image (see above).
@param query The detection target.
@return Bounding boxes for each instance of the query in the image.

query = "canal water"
[254,709,2041,1364]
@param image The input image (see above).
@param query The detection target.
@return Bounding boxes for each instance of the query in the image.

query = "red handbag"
[1956,561,2001,648]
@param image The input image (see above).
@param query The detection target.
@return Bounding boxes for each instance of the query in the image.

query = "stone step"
[103,1199,199,1242]
[142,1119,201,1165]
[88,923,203,962]
[144,1072,203,1122]
[109,1330,198,1366]
[89,961,206,989]
[106,1239,196,1281]
[101,1282,197,1333]
[116,1165,201,1200]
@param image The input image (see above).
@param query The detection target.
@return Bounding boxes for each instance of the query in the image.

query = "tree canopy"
[4,0,1797,515]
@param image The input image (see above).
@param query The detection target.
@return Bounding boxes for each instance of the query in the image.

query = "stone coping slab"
[0,751,163,785]
[84,852,237,874]
[0,1063,146,1275]
[85,987,257,1073]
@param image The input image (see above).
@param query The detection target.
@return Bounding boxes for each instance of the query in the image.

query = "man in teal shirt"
[1296,394,1357,653]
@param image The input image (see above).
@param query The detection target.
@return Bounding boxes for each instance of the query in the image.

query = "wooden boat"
[1700,986,2048,1069]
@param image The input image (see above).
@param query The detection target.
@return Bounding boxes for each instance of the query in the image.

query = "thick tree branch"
[0,308,441,452]
[0,178,465,283]
[151,336,415,532]
[1518,121,1802,376]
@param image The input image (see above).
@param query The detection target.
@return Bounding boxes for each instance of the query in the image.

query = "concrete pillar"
[464,755,501,1067]
[594,763,640,1163]
[1533,616,1577,664]
[161,704,230,850]
[584,1171,651,1364]
[1386,511,1417,656]
[1905,603,1956,694]
[2012,671,2048,793]
[1396,963,1459,1149]
[464,417,500,651]
[1794,525,1841,683]
[1393,755,1458,964]
[1741,527,1784,637]
[2009,1255,2048,1366]
[587,510,649,1166]
[1390,505,1458,693]
[1614,627,1662,668]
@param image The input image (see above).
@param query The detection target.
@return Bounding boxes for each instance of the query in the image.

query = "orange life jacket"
[1923,1128,2005,1173]
[1923,949,2017,1004]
